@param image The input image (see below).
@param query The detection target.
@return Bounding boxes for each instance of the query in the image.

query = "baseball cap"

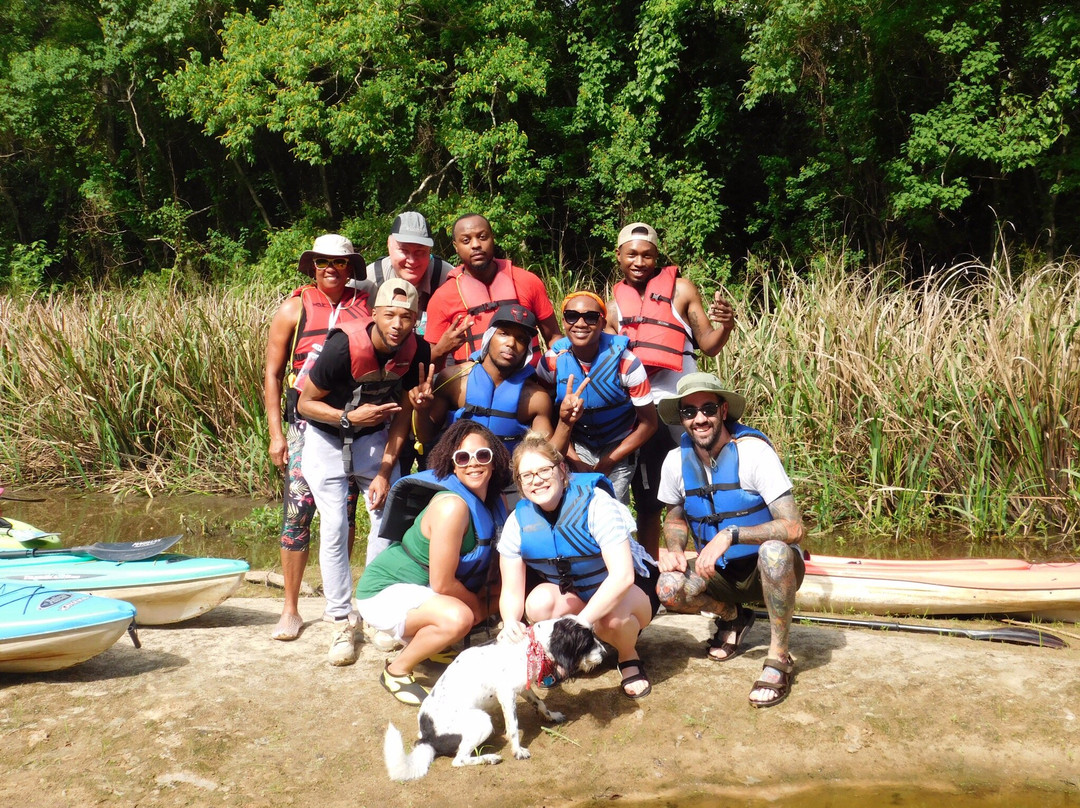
[297,234,365,278]
[489,303,539,337]
[373,278,420,315]
[616,222,659,249]
[390,211,434,247]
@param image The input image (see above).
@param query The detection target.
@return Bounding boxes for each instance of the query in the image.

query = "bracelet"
[728,525,740,545]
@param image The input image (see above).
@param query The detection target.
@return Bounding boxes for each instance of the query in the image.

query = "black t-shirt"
[306,323,430,434]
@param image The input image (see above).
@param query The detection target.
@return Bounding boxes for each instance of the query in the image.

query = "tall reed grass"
[0,259,1076,539]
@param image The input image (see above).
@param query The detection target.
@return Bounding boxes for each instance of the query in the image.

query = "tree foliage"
[2,0,1079,287]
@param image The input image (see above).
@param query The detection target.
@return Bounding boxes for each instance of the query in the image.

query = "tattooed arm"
[657,505,691,573]
[729,493,804,546]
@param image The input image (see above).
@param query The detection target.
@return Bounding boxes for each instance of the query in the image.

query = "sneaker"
[380,661,429,706]
[363,624,402,652]
[327,618,358,667]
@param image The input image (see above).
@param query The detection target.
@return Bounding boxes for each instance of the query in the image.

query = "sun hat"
[389,211,434,247]
[297,234,365,279]
[372,278,420,315]
[489,303,539,337]
[617,222,659,249]
[657,372,746,425]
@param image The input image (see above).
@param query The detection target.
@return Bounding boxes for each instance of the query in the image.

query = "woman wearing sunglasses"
[496,432,660,699]
[355,420,511,704]
[536,292,657,508]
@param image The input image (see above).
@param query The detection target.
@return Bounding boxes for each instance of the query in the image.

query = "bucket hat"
[657,372,746,425]
[297,234,365,279]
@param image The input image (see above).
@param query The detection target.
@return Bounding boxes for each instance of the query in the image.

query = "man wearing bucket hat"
[606,222,736,559]
[263,234,371,642]
[298,278,431,665]
[655,372,805,708]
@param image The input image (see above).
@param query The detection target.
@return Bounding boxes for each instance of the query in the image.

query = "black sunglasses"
[555,558,575,595]
[678,402,721,420]
[562,310,603,326]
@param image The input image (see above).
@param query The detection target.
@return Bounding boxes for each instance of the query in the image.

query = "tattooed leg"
[656,571,737,619]
[750,541,798,702]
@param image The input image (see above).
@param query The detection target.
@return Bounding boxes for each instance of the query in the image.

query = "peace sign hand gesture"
[408,363,436,412]
[433,313,474,360]
[558,373,591,426]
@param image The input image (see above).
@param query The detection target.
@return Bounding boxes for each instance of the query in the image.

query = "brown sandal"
[749,656,795,708]
[706,606,755,661]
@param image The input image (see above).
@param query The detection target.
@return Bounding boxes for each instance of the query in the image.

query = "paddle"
[766,611,1068,649]
[0,533,184,562]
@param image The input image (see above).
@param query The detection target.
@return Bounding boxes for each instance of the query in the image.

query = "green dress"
[355,492,477,599]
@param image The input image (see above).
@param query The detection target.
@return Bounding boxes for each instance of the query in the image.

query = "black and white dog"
[383,616,605,781]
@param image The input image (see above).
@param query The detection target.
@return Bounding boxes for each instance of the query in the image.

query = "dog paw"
[546,711,566,724]
[513,747,531,760]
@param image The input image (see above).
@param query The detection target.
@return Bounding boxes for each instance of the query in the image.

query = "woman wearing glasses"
[536,292,657,507]
[496,432,659,699]
[355,420,511,705]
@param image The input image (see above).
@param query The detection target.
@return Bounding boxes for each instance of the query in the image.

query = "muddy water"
[0,488,266,561]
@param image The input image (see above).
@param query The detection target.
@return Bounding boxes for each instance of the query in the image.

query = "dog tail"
[384,721,436,781]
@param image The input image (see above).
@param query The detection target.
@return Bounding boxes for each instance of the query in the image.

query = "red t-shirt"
[424,258,555,362]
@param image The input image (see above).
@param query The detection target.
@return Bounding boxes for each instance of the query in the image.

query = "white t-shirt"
[657,436,793,508]
[499,486,654,576]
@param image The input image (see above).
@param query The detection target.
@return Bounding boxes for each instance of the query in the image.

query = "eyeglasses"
[453,447,494,467]
[562,310,603,326]
[517,464,556,486]
[678,402,721,420]
[313,257,351,270]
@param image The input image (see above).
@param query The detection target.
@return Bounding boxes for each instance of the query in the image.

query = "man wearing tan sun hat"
[654,371,806,709]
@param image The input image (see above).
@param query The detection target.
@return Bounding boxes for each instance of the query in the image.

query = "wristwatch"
[728,525,740,545]
[339,409,352,430]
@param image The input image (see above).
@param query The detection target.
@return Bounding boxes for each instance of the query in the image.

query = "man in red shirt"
[424,214,562,365]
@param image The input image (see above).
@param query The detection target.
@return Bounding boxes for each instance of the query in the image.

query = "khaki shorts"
[688,546,806,605]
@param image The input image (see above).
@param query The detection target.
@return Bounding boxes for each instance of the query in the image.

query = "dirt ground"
[2,586,1079,808]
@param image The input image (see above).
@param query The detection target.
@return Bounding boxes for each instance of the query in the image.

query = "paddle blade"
[74,534,184,561]
[970,627,1067,649]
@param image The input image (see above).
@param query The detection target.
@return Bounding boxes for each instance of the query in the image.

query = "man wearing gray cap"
[654,372,805,708]
[361,212,472,363]
[298,279,431,665]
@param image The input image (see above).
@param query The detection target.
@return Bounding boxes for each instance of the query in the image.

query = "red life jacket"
[445,259,541,364]
[612,265,694,372]
[286,285,370,391]
[340,319,419,406]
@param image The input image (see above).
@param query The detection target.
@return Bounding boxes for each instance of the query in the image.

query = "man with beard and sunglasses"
[411,303,570,467]
[654,373,805,709]
[536,291,657,509]
[297,279,431,666]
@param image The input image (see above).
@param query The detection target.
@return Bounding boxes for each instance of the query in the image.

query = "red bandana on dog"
[525,625,555,690]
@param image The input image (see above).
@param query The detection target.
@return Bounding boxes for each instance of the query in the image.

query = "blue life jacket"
[681,424,773,567]
[449,358,535,451]
[514,473,615,601]
[379,469,507,591]
[552,332,637,450]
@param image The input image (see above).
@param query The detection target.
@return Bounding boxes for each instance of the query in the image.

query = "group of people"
[264,211,806,709]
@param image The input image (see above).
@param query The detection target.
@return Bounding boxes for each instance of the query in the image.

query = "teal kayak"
[0,580,137,673]
[0,554,249,625]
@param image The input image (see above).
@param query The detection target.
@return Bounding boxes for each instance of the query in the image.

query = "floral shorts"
[281,419,358,551]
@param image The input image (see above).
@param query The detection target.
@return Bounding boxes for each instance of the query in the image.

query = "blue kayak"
[0,580,137,673]
[0,554,250,625]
